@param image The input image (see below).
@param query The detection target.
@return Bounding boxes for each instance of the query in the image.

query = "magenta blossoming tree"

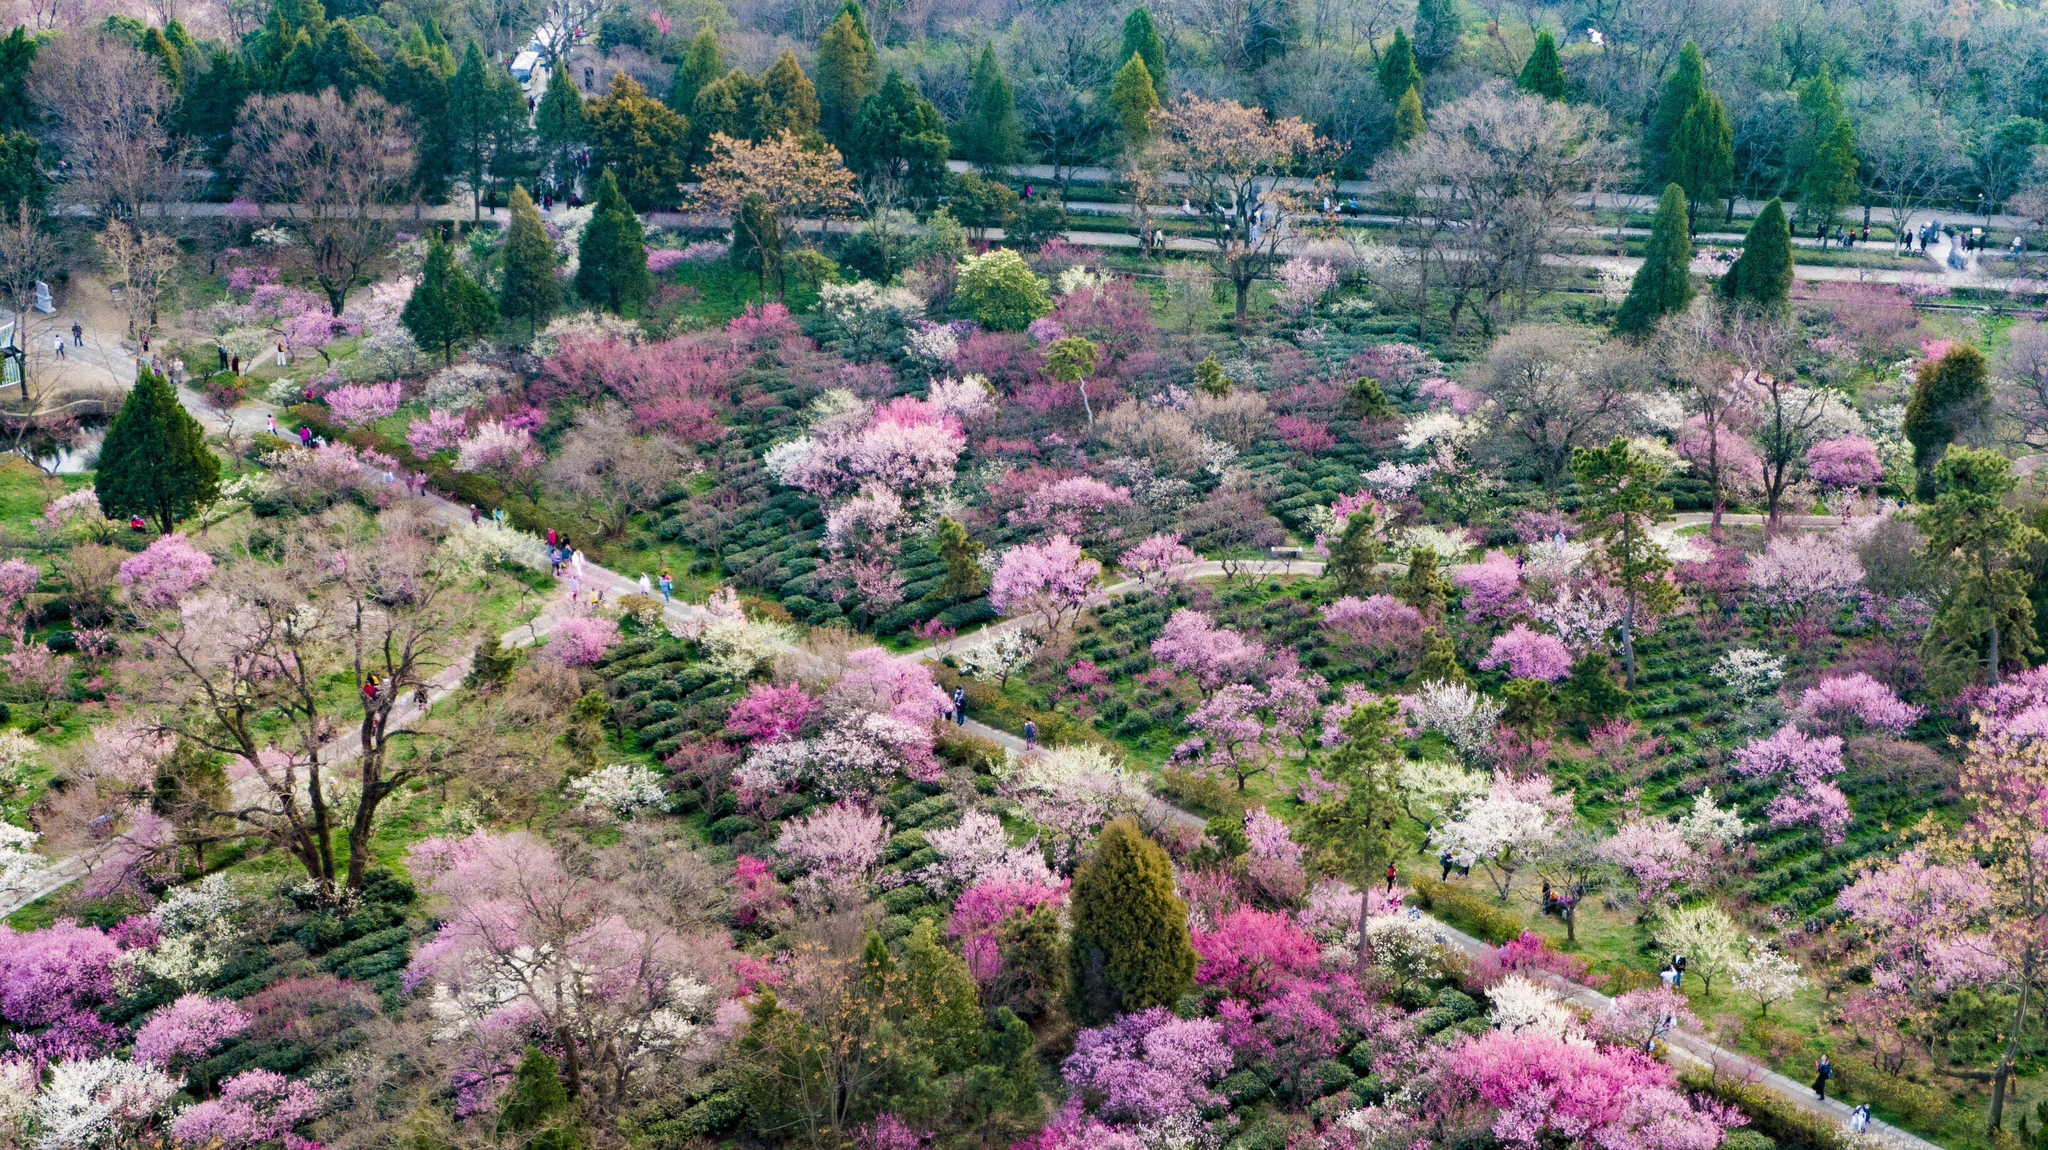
[1190,908,1320,999]
[1806,436,1884,491]
[949,878,1068,983]
[829,646,952,727]
[1734,725,1851,842]
[168,1068,321,1150]
[726,682,817,744]
[1183,684,1274,790]
[1440,1031,1737,1150]
[1061,1007,1234,1124]
[1477,625,1573,682]
[323,381,403,429]
[133,994,252,1069]
[118,535,215,610]
[1320,595,1424,671]
[1453,551,1524,621]
[1012,476,1134,538]
[989,535,1102,639]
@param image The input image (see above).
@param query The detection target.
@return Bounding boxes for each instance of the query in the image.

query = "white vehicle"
[510,49,541,80]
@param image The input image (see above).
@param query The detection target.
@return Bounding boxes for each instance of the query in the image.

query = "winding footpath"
[0,366,1933,1147]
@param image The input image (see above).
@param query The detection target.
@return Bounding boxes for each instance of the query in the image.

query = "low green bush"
[1409,877,1524,944]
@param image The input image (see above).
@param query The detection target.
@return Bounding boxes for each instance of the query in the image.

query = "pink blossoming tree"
[989,535,1102,640]
[1477,625,1573,682]
[118,535,215,610]
[323,381,402,428]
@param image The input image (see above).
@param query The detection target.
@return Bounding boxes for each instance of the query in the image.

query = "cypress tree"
[1393,85,1426,144]
[500,186,559,339]
[534,59,587,188]
[1326,510,1383,597]
[403,234,497,364]
[936,515,985,596]
[1412,0,1460,72]
[309,20,383,99]
[1516,28,1565,100]
[1790,64,1846,196]
[465,634,518,689]
[1803,114,1859,231]
[585,73,688,211]
[757,50,820,138]
[1376,27,1422,102]
[1193,354,1231,396]
[1669,90,1733,222]
[667,27,723,114]
[815,0,876,145]
[1614,183,1693,337]
[1108,53,1159,144]
[1068,818,1195,1023]
[140,26,183,90]
[1557,652,1627,723]
[1647,41,1707,184]
[1906,344,1991,493]
[962,43,1022,167]
[0,27,38,134]
[1414,626,1464,684]
[1396,548,1448,618]
[690,70,760,162]
[850,70,949,204]
[1119,7,1167,93]
[901,920,984,1074]
[575,168,652,314]
[1721,196,1792,310]
[499,1048,570,1133]
[95,367,220,535]
[1299,696,1403,955]
[0,131,46,221]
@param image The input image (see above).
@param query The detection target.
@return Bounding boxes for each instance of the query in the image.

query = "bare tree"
[1473,324,1632,498]
[231,89,417,317]
[1862,105,1961,253]
[27,32,191,222]
[1147,95,1335,326]
[1725,312,1835,535]
[1015,77,1112,203]
[0,200,60,405]
[1372,84,1621,338]
[95,221,180,339]
[1997,325,2048,451]
[546,403,694,538]
[1657,299,1762,537]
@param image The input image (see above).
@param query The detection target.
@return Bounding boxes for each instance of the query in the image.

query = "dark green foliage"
[575,169,653,314]
[1516,30,1565,99]
[1906,344,1991,489]
[586,74,689,210]
[901,920,984,1072]
[95,367,220,535]
[1721,197,1792,310]
[959,1007,1042,1144]
[1299,696,1403,901]
[730,192,783,288]
[1069,818,1196,1022]
[1327,511,1382,597]
[1376,28,1422,102]
[1120,8,1167,93]
[758,51,821,137]
[403,235,497,364]
[0,130,46,220]
[1414,626,1463,684]
[936,515,985,596]
[1557,653,1627,723]
[1670,92,1733,220]
[1920,447,2042,687]
[1396,548,1448,618]
[1500,678,1556,735]
[1412,0,1460,71]
[850,71,950,207]
[307,20,383,99]
[1614,184,1693,337]
[949,171,1018,239]
[815,0,877,145]
[500,1047,584,1150]
[140,26,183,89]
[992,904,1065,1021]
[961,43,1023,166]
[535,59,588,184]
[0,27,36,133]
[1647,41,1707,184]
[1803,115,1859,229]
[1393,86,1425,143]
[667,28,724,115]
[501,186,559,339]
[447,41,532,217]
[1109,54,1159,143]
[466,634,518,689]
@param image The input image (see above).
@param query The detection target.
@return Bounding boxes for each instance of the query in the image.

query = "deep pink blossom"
[726,682,817,744]
[1806,436,1884,490]
[949,879,1068,983]
[544,334,733,442]
[1792,673,1924,737]
[0,921,127,1031]
[405,409,469,455]
[1445,1031,1738,1150]
[1454,551,1524,621]
[1151,609,1263,694]
[169,1068,322,1150]
[1478,625,1572,682]
[133,994,252,1067]
[1191,908,1320,998]
[1735,726,1851,842]
[1321,595,1423,668]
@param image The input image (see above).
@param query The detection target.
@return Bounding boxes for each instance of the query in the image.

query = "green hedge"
[1408,877,1524,944]
[1678,1070,1850,1150]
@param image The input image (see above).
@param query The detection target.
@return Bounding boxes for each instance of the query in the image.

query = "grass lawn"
[0,456,87,534]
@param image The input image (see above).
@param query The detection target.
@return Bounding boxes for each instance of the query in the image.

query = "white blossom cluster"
[136,875,242,989]
[1714,648,1785,698]
[572,763,668,816]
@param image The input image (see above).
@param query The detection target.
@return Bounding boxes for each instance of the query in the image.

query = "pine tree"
[936,515,985,596]
[901,920,984,1073]
[1414,626,1463,683]
[1921,447,2043,686]
[0,27,38,134]
[575,168,652,314]
[1516,29,1565,100]
[1721,196,1792,310]
[815,1,877,146]
[1396,548,1449,618]
[499,1048,570,1133]
[1393,85,1426,144]
[1557,653,1626,723]
[465,634,519,689]
[150,740,230,873]
[1298,695,1403,959]
[757,50,820,138]
[140,26,183,90]
[960,1008,1043,1145]
[667,27,723,115]
[1614,183,1693,337]
[850,70,949,206]
[1108,53,1159,144]
[500,186,559,339]
[1907,343,1991,493]
[309,20,383,99]
[1376,27,1422,102]
[403,235,497,364]
[586,73,689,211]
[1669,90,1733,222]
[1326,510,1383,597]
[1803,114,1859,231]
[1412,0,1460,72]
[1069,817,1195,1023]
[1647,41,1707,185]
[1501,678,1556,736]
[95,367,221,535]
[962,43,1023,168]
[1119,7,1167,93]
[535,59,587,189]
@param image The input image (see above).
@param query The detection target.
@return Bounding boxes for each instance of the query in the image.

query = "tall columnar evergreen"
[448,40,530,219]
[815,0,877,145]
[534,59,587,188]
[850,71,950,204]
[1377,27,1422,102]
[1921,447,2043,687]
[1721,196,1792,310]
[95,367,221,535]
[667,27,724,115]
[402,234,497,365]
[0,27,37,134]
[962,43,1023,167]
[307,20,384,99]
[586,74,689,211]
[1412,0,1460,72]
[500,186,560,339]
[575,168,652,314]
[1516,29,1566,100]
[1327,510,1383,597]
[757,50,821,137]
[1791,64,1847,196]
[1394,85,1426,143]
[1803,114,1860,230]
[1068,818,1196,1023]
[1120,7,1167,94]
[1108,54,1160,144]
[1614,184,1693,337]
[1669,89,1733,222]
[1906,343,1992,494]
[140,26,183,90]
[1647,41,1707,185]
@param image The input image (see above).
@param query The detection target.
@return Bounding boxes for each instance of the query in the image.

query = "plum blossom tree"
[948,878,1067,985]
[774,800,888,909]
[167,1069,319,1150]
[405,831,727,1109]
[1453,550,1524,621]
[1806,435,1884,491]
[547,615,621,666]
[1653,902,1742,997]
[1792,673,1924,737]
[1431,774,1572,900]
[1731,940,1804,1016]
[1182,684,1274,791]
[726,682,817,744]
[1733,725,1851,842]
[1320,595,1425,671]
[952,628,1042,689]
[1150,609,1264,696]
[116,534,213,609]
[1746,533,1864,613]
[1060,1007,1234,1124]
[322,381,402,429]
[989,535,1102,640]
[1406,681,1505,761]
[453,420,542,483]
[1435,1031,1738,1149]
[405,408,468,455]
[1189,908,1320,999]
[1012,476,1133,539]
[131,994,250,1069]
[1477,625,1572,682]
[1590,986,1699,1050]
[32,1057,179,1150]
[830,647,952,728]
[1117,534,1199,594]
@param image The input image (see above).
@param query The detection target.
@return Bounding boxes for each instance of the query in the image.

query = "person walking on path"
[571,549,585,578]
[469,504,482,524]
[267,413,276,435]
[1813,1054,1832,1101]
[659,571,673,602]
[638,572,653,597]
[300,426,313,446]
[1849,1105,1868,1133]
[952,687,966,725]
[1386,862,1398,893]
[70,323,81,346]
[51,333,63,359]
[231,354,241,374]
[1023,719,1037,748]
[276,341,288,367]
[218,346,229,371]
